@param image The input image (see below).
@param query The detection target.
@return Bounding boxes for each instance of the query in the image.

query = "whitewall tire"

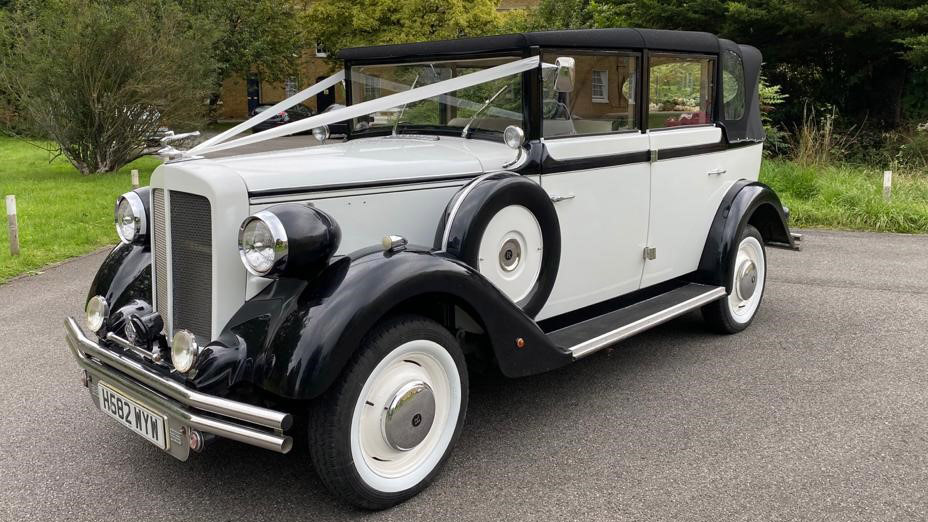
[702,225,767,334]
[308,315,468,510]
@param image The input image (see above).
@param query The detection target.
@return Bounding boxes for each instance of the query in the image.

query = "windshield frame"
[343,52,537,142]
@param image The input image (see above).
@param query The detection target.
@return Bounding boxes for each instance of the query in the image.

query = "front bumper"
[64,317,293,459]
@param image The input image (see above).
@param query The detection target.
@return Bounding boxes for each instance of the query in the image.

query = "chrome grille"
[169,191,213,339]
[152,189,168,320]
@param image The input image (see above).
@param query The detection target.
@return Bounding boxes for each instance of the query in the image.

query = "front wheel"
[308,315,468,510]
[702,224,767,334]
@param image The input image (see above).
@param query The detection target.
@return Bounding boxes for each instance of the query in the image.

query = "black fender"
[87,242,152,330]
[694,180,794,292]
[206,247,572,400]
[433,172,561,318]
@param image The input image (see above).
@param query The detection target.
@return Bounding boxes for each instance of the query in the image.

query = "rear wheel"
[702,225,767,334]
[308,315,468,510]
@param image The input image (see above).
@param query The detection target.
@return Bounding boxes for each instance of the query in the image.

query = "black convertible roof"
[339,28,721,62]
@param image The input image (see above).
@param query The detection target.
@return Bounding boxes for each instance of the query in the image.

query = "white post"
[6,195,20,256]
[131,169,140,188]
[883,171,893,201]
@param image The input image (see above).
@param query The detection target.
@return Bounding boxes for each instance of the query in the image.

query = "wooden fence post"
[131,169,140,189]
[883,171,893,201]
[6,195,20,256]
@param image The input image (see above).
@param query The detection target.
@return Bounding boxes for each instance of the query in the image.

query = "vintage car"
[65,28,798,509]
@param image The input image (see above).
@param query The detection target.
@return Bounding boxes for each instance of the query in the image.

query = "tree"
[589,0,928,127]
[526,0,598,30]
[176,0,308,106]
[0,0,217,173]
[305,0,513,56]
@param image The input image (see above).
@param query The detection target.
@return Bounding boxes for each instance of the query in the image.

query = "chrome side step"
[548,284,727,359]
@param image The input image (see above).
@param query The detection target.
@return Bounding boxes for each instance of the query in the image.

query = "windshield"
[349,56,524,138]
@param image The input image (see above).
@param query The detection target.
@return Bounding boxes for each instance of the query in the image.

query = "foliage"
[0,0,216,174]
[305,0,516,55]
[758,77,788,156]
[0,137,159,282]
[760,159,928,234]
[175,0,308,90]
[526,0,597,30]
[575,0,928,129]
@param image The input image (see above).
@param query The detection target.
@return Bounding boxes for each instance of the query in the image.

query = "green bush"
[0,0,217,174]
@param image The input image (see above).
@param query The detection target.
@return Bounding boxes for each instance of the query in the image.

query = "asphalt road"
[2,229,927,521]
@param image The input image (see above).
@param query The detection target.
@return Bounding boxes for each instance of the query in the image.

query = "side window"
[722,50,745,120]
[648,54,716,129]
[542,52,639,138]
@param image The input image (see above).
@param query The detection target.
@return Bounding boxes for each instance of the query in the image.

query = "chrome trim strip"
[65,317,292,432]
[439,172,499,251]
[106,332,162,363]
[568,287,727,359]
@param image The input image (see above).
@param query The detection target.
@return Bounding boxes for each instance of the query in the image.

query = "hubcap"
[736,259,758,301]
[381,381,436,451]
[499,238,522,272]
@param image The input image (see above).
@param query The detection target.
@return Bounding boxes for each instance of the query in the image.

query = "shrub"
[0,0,217,174]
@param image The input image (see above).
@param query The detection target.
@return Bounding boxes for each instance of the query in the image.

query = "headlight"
[238,205,341,278]
[171,330,200,373]
[312,125,330,143]
[85,295,108,332]
[238,211,288,276]
[115,191,147,244]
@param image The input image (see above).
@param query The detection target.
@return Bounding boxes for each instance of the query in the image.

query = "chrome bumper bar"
[64,317,293,454]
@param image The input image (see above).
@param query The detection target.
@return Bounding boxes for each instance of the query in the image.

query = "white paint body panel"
[537,133,651,321]
[643,127,762,287]
[152,129,762,340]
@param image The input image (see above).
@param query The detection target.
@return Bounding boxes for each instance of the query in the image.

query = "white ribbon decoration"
[189,71,346,154]
[194,56,540,156]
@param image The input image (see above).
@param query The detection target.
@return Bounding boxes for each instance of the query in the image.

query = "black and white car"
[66,28,798,510]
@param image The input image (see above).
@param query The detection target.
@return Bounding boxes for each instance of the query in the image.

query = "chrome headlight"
[85,295,108,332]
[238,211,288,276]
[171,330,200,373]
[237,205,341,279]
[115,191,147,244]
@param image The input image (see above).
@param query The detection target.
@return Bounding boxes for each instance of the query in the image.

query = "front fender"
[87,243,152,311]
[694,181,794,291]
[211,247,572,400]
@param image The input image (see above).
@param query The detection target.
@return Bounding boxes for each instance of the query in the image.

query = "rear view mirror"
[554,57,576,93]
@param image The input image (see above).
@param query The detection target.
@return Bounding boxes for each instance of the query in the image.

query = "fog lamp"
[85,296,108,332]
[171,330,200,373]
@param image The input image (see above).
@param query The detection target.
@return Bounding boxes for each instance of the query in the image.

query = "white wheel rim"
[728,236,765,324]
[477,205,543,303]
[350,340,461,493]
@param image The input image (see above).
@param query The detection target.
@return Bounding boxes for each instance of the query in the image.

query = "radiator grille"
[168,191,213,339]
[152,189,168,321]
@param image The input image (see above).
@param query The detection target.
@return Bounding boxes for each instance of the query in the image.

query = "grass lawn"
[760,159,928,234]
[0,137,160,283]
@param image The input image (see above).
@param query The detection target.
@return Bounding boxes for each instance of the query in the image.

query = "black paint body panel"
[208,248,572,400]
[694,181,794,292]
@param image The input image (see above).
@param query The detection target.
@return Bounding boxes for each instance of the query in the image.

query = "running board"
[548,283,727,359]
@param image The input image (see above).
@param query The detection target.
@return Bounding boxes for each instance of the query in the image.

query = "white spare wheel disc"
[476,205,544,303]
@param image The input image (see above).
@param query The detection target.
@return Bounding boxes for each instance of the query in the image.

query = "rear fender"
[694,181,794,292]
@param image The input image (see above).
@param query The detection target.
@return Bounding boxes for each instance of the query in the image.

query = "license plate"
[97,382,167,450]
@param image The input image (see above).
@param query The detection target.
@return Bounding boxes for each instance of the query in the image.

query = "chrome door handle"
[707,169,727,176]
[550,194,576,203]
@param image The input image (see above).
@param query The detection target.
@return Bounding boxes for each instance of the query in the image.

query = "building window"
[284,77,298,98]
[592,70,608,103]
[363,76,381,100]
[315,42,328,58]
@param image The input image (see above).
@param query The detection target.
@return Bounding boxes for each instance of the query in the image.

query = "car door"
[641,53,736,288]
[536,51,650,321]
